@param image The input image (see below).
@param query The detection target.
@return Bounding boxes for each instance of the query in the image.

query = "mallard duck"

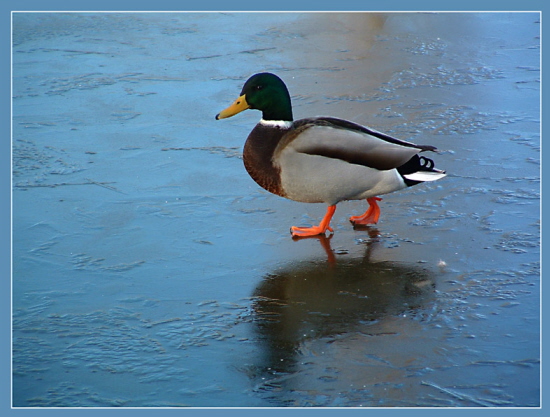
[216,72,446,237]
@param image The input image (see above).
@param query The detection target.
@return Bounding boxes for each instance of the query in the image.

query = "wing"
[279,118,423,171]
[310,117,438,152]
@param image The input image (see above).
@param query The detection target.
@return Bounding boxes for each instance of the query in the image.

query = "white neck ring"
[260,119,293,129]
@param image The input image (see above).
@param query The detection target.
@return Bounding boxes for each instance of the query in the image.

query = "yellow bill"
[215,94,249,120]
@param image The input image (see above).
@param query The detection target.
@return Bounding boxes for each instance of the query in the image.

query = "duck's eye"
[255,85,263,91]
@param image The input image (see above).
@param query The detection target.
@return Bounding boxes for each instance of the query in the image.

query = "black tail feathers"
[397,155,446,186]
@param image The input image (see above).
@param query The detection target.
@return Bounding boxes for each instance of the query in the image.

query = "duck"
[215,72,446,238]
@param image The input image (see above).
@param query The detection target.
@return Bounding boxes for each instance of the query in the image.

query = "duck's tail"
[397,155,446,186]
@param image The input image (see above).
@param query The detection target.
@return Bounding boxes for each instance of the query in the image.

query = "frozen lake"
[12,12,540,407]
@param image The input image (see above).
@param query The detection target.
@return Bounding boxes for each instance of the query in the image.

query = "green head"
[216,72,293,122]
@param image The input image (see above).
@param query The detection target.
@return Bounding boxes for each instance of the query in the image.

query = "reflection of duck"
[250,233,436,378]
[216,72,446,237]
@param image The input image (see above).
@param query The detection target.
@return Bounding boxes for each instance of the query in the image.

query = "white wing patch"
[403,171,447,182]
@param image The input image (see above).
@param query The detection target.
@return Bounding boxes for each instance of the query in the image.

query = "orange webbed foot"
[290,224,334,237]
[349,197,382,225]
[290,205,336,238]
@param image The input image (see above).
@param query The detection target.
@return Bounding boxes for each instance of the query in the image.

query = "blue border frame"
[4,0,546,416]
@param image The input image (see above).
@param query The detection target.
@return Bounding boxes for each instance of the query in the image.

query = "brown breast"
[242,123,288,198]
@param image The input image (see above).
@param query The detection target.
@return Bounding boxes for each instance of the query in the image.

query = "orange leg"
[349,197,382,225]
[291,205,336,237]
